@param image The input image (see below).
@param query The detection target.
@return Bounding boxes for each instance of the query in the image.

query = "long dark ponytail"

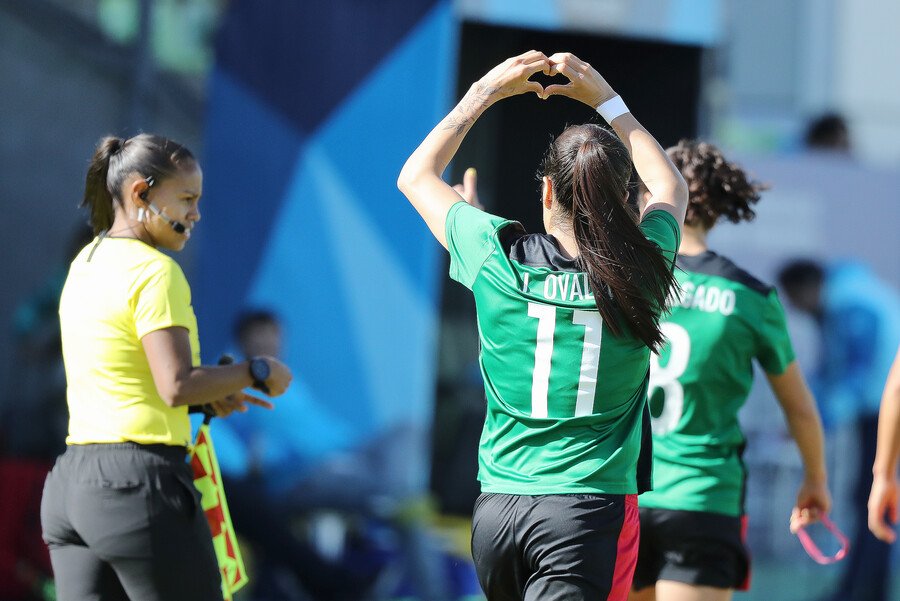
[539,124,676,351]
[80,134,196,235]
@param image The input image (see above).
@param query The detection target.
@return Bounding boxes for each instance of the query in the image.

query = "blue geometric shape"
[215,0,443,134]
[196,67,305,359]
[244,2,455,458]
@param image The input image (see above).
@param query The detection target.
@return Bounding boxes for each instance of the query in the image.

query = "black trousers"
[41,443,221,601]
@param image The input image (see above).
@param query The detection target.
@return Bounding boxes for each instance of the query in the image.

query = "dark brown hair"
[538,124,676,351]
[81,134,196,234]
[666,140,765,230]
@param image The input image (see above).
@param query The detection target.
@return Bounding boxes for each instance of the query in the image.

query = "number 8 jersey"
[639,251,795,517]
[445,201,680,496]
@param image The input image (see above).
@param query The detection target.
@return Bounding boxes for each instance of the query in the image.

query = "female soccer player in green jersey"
[399,51,687,601]
[629,141,832,601]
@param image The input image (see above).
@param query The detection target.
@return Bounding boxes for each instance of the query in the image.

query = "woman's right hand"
[477,50,549,102]
[543,53,617,109]
[259,356,293,397]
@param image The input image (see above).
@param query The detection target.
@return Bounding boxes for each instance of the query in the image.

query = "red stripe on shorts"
[738,514,752,591]
[608,494,640,601]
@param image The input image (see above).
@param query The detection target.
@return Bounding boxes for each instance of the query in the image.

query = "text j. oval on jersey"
[522,272,596,302]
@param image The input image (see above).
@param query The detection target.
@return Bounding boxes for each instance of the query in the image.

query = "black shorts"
[471,492,639,601]
[41,443,222,601]
[632,507,750,591]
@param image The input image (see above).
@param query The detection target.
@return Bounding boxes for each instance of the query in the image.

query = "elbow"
[671,174,688,208]
[397,162,419,196]
[157,381,189,408]
[397,170,411,195]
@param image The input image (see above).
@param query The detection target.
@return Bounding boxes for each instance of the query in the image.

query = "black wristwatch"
[248,357,271,394]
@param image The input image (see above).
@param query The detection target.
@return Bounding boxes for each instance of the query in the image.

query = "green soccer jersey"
[639,251,795,516]
[445,201,680,495]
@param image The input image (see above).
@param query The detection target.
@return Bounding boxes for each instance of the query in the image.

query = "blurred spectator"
[5,225,93,459]
[215,310,455,600]
[212,309,380,600]
[779,259,900,601]
[804,113,851,153]
[0,225,91,601]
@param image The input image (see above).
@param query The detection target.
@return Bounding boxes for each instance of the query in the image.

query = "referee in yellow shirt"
[40,134,293,601]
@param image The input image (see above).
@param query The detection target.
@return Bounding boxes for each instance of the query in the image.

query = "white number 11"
[527,302,603,418]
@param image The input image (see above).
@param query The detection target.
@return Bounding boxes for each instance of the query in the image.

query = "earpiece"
[139,176,155,201]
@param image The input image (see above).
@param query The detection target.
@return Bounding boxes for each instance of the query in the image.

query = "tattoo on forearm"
[441,82,503,136]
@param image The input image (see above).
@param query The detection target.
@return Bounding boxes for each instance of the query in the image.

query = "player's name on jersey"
[666,282,736,316]
[522,273,595,302]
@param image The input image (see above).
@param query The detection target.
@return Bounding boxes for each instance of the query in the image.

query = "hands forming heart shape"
[479,50,618,109]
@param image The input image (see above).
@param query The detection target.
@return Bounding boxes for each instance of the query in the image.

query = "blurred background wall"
[2,1,900,599]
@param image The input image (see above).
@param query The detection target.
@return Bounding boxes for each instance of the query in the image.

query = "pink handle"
[795,514,849,565]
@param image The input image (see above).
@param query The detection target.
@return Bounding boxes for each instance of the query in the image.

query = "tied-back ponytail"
[540,124,675,351]
[81,137,124,235]
[79,134,196,235]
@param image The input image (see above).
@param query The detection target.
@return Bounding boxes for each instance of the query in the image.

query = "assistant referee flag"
[190,424,248,600]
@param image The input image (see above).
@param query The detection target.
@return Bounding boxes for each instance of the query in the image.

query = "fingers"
[453,168,484,209]
[516,49,550,64]
[548,52,587,75]
[522,80,544,98]
[211,398,243,418]
[238,391,275,410]
[868,499,898,542]
[548,58,576,78]
[463,166,477,191]
[464,168,484,209]
[542,58,583,100]
[869,512,897,543]
[541,83,575,100]
[789,506,821,534]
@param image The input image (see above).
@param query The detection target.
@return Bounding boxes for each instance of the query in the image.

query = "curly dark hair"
[666,140,767,230]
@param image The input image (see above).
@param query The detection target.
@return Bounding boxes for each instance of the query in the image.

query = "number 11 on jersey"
[527,302,603,418]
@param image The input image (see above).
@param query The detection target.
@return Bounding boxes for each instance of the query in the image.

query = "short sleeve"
[133,259,195,340]
[445,201,514,289]
[639,209,681,267]
[756,290,797,375]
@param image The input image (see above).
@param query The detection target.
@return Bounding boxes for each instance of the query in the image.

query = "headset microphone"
[146,202,187,234]
[140,176,187,234]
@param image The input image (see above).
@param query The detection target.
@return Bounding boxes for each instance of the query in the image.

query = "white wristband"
[596,96,629,123]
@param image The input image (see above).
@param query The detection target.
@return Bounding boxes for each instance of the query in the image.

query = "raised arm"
[765,361,832,532]
[869,344,900,542]
[543,53,687,227]
[398,51,549,248]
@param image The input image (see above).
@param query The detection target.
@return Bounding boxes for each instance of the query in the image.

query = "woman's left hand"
[211,391,275,418]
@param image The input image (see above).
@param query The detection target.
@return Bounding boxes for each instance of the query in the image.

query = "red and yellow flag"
[190,424,249,601]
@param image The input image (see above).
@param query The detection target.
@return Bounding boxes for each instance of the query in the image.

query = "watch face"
[251,358,270,382]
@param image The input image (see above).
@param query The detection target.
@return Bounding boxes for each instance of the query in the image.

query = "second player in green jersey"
[630,141,832,601]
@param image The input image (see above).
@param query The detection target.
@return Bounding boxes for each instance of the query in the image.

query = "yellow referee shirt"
[59,237,200,447]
